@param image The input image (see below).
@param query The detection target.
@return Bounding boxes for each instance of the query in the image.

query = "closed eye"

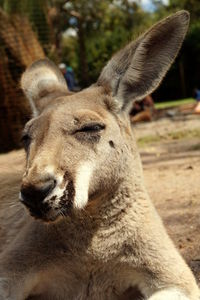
[76,123,105,133]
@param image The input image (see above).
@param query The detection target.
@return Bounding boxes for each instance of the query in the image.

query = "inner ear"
[21,58,69,116]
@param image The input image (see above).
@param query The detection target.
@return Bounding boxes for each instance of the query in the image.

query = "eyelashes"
[74,123,105,143]
[75,123,105,134]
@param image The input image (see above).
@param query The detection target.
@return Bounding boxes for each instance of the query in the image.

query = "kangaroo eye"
[77,123,105,133]
[21,133,31,150]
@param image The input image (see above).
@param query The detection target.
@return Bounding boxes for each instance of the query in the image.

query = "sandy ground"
[135,114,200,282]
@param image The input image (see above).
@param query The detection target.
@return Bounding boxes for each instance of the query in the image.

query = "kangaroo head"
[20,11,189,222]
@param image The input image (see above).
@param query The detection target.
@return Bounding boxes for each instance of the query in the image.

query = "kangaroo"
[0,10,199,300]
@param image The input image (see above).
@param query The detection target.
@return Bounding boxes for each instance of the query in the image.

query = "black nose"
[20,180,56,210]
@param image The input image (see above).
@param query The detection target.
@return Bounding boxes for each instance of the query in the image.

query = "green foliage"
[3,0,22,14]
[25,0,51,48]
[61,36,79,71]
[152,0,200,101]
[155,98,195,109]
[1,0,200,101]
[60,0,153,85]
[1,0,51,50]
[169,0,200,22]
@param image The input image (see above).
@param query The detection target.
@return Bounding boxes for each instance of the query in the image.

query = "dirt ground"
[134,114,200,282]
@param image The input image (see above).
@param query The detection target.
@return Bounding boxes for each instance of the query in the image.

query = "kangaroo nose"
[20,179,56,209]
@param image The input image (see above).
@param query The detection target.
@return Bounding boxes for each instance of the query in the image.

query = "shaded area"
[0,9,44,152]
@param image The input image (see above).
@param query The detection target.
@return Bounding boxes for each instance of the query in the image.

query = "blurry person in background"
[130,94,155,123]
[59,63,75,91]
[194,88,200,114]
[66,66,75,91]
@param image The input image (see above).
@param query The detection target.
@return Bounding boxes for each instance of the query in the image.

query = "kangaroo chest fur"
[22,210,141,300]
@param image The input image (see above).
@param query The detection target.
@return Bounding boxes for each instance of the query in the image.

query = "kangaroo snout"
[20,179,56,204]
[20,179,56,217]
[19,167,76,221]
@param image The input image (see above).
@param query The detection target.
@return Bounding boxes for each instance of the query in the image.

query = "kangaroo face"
[20,11,189,222]
[20,87,128,222]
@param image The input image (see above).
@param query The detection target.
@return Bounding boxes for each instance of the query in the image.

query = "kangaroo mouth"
[25,196,74,222]
[20,171,75,222]
[28,204,53,222]
[21,181,75,222]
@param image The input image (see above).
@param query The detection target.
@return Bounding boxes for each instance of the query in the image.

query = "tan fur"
[0,11,199,300]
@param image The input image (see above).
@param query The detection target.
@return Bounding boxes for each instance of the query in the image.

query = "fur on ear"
[98,11,190,112]
[21,58,69,116]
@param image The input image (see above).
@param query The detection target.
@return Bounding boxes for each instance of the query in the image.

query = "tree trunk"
[0,9,45,153]
[77,18,89,87]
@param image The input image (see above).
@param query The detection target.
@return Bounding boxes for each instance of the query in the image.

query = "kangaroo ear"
[98,11,190,111]
[21,59,69,116]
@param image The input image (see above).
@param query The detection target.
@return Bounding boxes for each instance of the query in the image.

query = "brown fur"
[0,11,199,300]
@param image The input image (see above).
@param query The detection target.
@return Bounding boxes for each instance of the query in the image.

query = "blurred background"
[0,0,200,152]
